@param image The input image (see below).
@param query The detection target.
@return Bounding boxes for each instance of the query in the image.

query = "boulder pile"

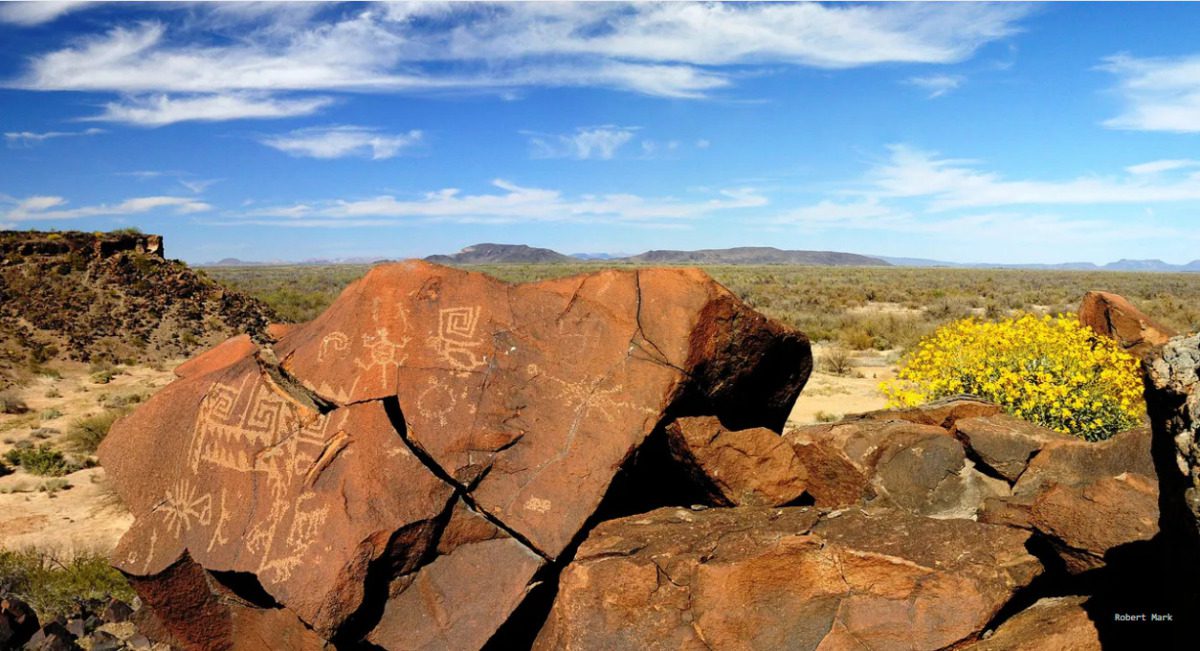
[96,273,1186,649]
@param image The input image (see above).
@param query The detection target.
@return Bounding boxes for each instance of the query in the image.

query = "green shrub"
[0,548,135,621]
[66,409,126,454]
[89,370,114,385]
[2,444,77,476]
[40,408,62,420]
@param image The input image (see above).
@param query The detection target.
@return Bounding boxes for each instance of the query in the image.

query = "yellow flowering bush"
[880,313,1144,441]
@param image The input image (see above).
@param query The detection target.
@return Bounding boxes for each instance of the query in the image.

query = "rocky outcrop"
[852,394,1001,429]
[785,418,1008,517]
[963,596,1100,651]
[954,414,1075,483]
[1144,333,1200,625]
[0,597,39,648]
[0,230,275,383]
[535,506,1041,651]
[98,261,812,649]
[979,427,1158,573]
[664,416,807,507]
[1079,290,1175,359]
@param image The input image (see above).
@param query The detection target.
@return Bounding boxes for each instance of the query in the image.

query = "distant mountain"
[571,252,628,260]
[624,247,890,266]
[880,255,1200,272]
[425,243,574,264]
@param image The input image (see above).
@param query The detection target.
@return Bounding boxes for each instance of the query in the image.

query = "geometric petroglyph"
[428,306,486,371]
[318,332,350,362]
[160,478,213,538]
[417,377,458,427]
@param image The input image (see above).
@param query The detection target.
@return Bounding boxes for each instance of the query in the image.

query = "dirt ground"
[0,361,179,557]
[787,343,898,426]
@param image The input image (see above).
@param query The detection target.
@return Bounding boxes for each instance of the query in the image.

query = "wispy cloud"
[4,127,105,147]
[906,74,964,98]
[237,179,766,227]
[82,93,333,127]
[261,125,423,160]
[7,3,1030,121]
[2,194,211,221]
[1101,53,1200,132]
[525,126,637,160]
[0,1,91,26]
[1125,159,1200,175]
[868,144,1200,210]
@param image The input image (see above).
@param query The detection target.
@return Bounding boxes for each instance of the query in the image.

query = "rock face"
[98,261,811,649]
[962,596,1100,651]
[535,506,1041,651]
[853,394,1002,429]
[954,414,1075,482]
[1144,333,1200,621]
[979,427,1158,573]
[665,416,807,507]
[0,597,39,648]
[785,418,1007,517]
[1079,290,1175,359]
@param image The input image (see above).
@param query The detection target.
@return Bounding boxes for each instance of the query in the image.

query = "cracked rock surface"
[97,261,812,649]
[534,506,1041,651]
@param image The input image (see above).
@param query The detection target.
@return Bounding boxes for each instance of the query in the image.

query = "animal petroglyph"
[429,306,486,371]
[318,332,350,362]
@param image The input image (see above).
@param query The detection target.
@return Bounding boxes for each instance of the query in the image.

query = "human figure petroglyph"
[429,306,486,371]
[356,327,410,387]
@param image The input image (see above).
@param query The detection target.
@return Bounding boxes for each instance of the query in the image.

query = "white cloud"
[178,178,219,194]
[1101,53,1200,132]
[4,127,104,147]
[260,125,422,160]
[869,144,1200,210]
[82,93,333,127]
[240,179,766,226]
[8,3,1030,112]
[906,74,964,98]
[525,126,636,160]
[1125,159,1200,175]
[2,194,211,221]
[695,139,711,149]
[640,140,681,158]
[0,1,91,26]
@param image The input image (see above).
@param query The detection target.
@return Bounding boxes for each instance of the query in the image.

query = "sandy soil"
[787,344,899,426]
[0,361,180,557]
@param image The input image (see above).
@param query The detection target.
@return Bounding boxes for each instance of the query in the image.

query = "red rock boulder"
[98,261,812,649]
[665,416,807,507]
[535,506,1042,651]
[1079,290,1175,359]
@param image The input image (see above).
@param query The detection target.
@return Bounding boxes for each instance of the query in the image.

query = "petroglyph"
[417,377,458,427]
[525,497,552,513]
[429,306,486,371]
[318,332,350,362]
[159,478,213,539]
[207,489,231,553]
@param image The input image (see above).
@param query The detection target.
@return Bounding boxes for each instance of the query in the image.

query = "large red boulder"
[1078,290,1175,359]
[534,506,1042,651]
[98,261,811,648]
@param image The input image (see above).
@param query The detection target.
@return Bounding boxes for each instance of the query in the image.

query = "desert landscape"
[6,2,1200,649]
[0,232,1197,649]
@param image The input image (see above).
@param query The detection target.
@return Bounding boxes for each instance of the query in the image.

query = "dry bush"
[819,347,856,376]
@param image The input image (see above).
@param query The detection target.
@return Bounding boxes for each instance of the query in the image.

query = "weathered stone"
[1,597,39,649]
[535,507,1041,651]
[980,427,1159,574]
[954,414,1075,482]
[1079,290,1175,359]
[852,394,1002,429]
[23,622,78,651]
[1144,333,1200,624]
[101,261,811,647]
[665,416,806,507]
[963,596,1100,651]
[366,499,544,650]
[127,555,330,651]
[1011,426,1155,496]
[785,419,1007,517]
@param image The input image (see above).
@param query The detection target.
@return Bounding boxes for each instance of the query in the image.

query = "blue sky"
[3,2,1200,264]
